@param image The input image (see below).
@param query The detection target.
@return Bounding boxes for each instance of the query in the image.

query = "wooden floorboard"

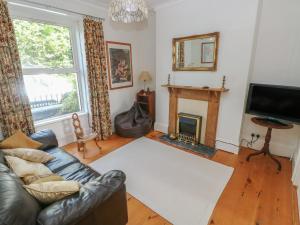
[64,131,297,225]
[293,186,300,225]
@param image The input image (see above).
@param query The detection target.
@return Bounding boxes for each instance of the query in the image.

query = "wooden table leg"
[268,152,282,171]
[246,127,282,171]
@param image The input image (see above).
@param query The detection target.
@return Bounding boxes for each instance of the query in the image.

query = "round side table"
[246,117,293,171]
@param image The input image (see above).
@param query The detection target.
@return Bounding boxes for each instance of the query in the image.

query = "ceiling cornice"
[78,0,180,12]
[79,0,108,9]
[153,0,185,11]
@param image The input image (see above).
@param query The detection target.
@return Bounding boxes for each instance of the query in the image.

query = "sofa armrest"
[30,130,58,150]
[37,170,127,225]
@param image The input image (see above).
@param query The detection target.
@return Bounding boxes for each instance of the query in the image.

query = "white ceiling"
[83,0,179,10]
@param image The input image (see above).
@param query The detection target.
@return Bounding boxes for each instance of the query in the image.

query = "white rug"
[90,137,233,225]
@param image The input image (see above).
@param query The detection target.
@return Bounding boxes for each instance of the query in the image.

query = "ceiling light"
[109,0,148,23]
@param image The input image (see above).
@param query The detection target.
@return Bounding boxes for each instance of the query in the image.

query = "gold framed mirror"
[172,32,219,71]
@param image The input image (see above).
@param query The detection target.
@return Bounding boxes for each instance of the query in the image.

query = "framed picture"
[201,42,215,63]
[106,41,133,90]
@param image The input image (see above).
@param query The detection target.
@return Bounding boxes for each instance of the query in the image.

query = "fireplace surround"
[162,84,229,148]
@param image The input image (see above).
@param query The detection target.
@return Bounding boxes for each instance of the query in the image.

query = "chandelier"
[109,0,149,23]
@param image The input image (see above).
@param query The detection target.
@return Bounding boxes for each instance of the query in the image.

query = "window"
[13,18,84,122]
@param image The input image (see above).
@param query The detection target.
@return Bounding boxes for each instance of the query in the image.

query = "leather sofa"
[0,130,128,225]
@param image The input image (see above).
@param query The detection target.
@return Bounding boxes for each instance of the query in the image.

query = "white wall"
[292,139,300,215]
[293,140,300,183]
[9,0,156,146]
[155,0,260,153]
[241,0,300,158]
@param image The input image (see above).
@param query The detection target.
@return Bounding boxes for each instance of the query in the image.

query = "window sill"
[35,112,89,128]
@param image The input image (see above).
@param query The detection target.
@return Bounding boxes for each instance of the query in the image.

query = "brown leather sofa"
[0,130,128,225]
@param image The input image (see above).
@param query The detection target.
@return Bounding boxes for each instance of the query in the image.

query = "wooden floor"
[64,131,298,225]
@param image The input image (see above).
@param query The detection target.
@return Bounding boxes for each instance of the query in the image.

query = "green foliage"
[60,74,80,114]
[60,90,80,114]
[13,19,73,68]
[13,19,81,118]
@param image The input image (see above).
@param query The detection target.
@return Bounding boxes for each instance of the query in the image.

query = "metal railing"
[30,94,63,109]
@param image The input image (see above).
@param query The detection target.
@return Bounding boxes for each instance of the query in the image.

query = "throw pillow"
[32,175,64,184]
[24,181,80,204]
[23,174,64,185]
[0,131,43,149]
[2,148,54,163]
[5,156,53,178]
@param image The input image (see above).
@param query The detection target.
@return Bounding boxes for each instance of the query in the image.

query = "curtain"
[0,0,35,138]
[83,17,112,140]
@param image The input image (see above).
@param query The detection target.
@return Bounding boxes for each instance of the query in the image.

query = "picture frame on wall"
[201,42,215,63]
[106,41,133,90]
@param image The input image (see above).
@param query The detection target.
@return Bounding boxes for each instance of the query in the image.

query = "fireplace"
[162,84,229,148]
[176,113,202,145]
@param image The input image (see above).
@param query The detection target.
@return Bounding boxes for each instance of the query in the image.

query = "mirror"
[172,32,219,71]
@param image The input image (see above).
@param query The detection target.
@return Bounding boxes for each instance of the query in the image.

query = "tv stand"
[246,117,293,171]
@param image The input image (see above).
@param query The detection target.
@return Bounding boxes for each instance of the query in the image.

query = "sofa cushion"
[30,130,58,151]
[2,148,54,163]
[5,156,53,178]
[56,163,100,185]
[0,130,43,149]
[32,175,64,184]
[45,148,79,173]
[24,181,80,204]
[0,172,41,225]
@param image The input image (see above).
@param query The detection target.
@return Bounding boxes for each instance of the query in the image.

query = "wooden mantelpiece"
[162,84,229,148]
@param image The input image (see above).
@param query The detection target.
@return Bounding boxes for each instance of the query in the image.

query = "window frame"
[9,4,89,126]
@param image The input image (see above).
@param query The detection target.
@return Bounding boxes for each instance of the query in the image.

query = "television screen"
[246,83,300,123]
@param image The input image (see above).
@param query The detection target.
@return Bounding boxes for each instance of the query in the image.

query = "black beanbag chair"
[115,102,152,138]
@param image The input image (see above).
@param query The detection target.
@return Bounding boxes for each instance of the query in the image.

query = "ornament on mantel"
[222,75,226,89]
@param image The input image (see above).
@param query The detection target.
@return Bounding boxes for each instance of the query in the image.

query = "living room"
[0,0,299,225]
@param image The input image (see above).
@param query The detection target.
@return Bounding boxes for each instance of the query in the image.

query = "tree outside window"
[13,19,82,122]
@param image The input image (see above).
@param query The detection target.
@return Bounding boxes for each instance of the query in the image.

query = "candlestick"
[222,75,226,89]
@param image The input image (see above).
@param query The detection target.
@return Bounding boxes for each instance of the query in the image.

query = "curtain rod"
[7,0,105,21]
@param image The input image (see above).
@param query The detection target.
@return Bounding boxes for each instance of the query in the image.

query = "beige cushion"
[5,156,53,178]
[23,174,64,185]
[24,181,80,204]
[32,175,64,184]
[0,131,43,149]
[2,148,54,163]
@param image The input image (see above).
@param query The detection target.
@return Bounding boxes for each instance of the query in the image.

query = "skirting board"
[154,122,239,154]
[154,122,168,134]
[216,140,239,154]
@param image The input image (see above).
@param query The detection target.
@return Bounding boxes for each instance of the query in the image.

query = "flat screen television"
[246,83,300,124]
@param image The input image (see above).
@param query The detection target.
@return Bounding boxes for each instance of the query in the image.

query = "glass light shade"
[109,0,149,23]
